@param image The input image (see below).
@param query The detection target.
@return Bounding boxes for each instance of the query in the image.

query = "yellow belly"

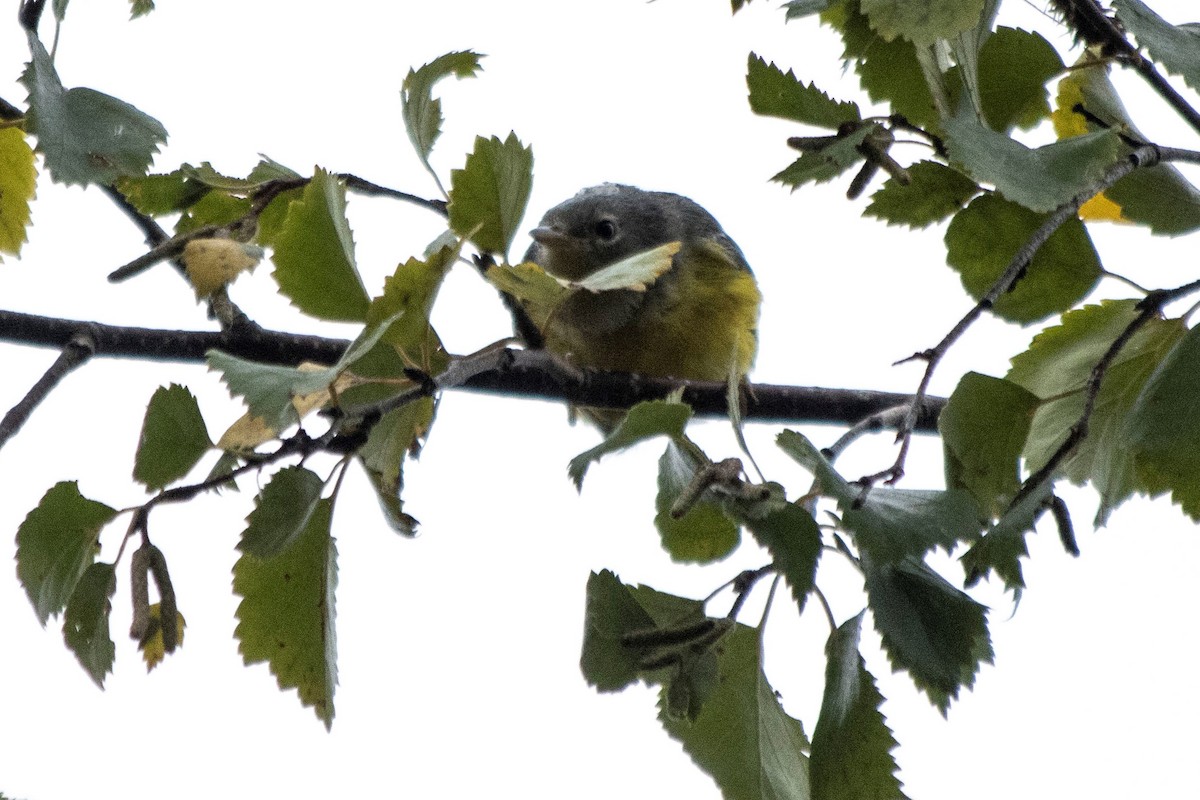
[544,239,761,383]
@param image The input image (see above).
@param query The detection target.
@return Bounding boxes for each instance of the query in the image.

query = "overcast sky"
[1,2,1198,799]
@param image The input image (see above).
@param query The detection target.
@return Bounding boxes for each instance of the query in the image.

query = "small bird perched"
[523,183,761,427]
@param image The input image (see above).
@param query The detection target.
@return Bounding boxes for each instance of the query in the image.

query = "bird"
[522,183,761,429]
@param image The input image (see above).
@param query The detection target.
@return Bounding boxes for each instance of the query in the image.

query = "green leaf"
[973,27,1063,132]
[253,186,304,249]
[357,401,435,536]
[785,0,832,18]
[860,0,985,46]
[1007,301,1185,523]
[1114,0,1200,94]
[21,32,167,186]
[62,562,117,688]
[240,467,325,559]
[205,451,242,492]
[568,400,692,489]
[366,244,457,360]
[16,482,117,625]
[206,351,335,432]
[582,570,729,720]
[811,613,905,800]
[1054,62,1200,235]
[272,168,370,322]
[865,160,979,228]
[863,555,993,714]
[246,155,302,183]
[744,501,822,614]
[660,623,811,800]
[133,384,212,491]
[655,440,740,563]
[939,372,1039,519]
[115,168,209,216]
[208,301,412,430]
[234,497,338,730]
[1125,322,1200,520]
[772,125,871,189]
[945,193,1102,324]
[960,477,1052,592]
[174,190,250,235]
[746,53,860,128]
[447,132,533,258]
[0,128,36,261]
[402,51,484,180]
[944,105,1121,214]
[826,0,938,130]
[129,0,154,18]
[580,569,664,692]
[777,430,982,562]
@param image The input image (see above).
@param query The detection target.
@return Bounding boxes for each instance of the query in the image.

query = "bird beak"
[530,226,571,248]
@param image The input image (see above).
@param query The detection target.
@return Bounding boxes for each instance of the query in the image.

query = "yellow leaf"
[0,127,37,261]
[182,238,263,298]
[1079,192,1126,223]
[216,413,280,452]
[1051,71,1089,140]
[138,603,186,672]
[573,241,680,293]
[216,364,357,452]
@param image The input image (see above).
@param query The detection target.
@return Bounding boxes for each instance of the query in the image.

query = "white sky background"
[1,1,1198,798]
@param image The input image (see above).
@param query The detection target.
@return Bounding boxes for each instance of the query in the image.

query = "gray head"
[526,183,745,282]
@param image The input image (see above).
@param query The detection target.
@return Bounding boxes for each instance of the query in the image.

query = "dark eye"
[593,218,617,241]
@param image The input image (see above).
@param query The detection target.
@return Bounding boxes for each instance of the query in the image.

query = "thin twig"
[1051,0,1200,136]
[1006,277,1200,513]
[812,584,837,633]
[727,565,776,621]
[875,144,1175,489]
[0,330,95,451]
[106,222,221,282]
[822,403,912,462]
[339,174,448,216]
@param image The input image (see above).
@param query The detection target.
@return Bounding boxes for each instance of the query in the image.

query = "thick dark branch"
[0,331,94,449]
[0,308,346,365]
[0,309,945,430]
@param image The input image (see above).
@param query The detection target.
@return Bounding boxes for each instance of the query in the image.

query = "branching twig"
[1051,0,1200,137]
[0,330,95,450]
[107,174,445,283]
[873,144,1179,490]
[1005,276,1200,513]
[822,403,912,463]
[726,565,775,621]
